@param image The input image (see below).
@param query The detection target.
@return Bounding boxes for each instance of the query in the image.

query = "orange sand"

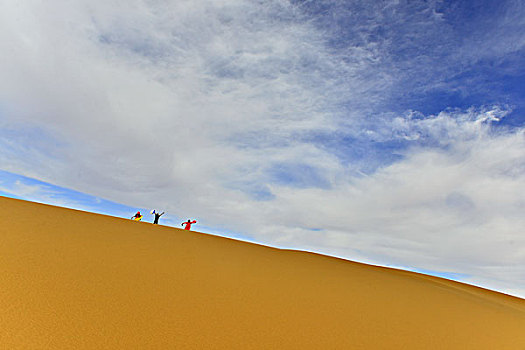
[0,196,524,349]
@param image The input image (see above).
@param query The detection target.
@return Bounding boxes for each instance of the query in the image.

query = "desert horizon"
[1,195,524,349]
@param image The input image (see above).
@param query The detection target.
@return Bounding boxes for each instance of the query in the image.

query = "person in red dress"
[182,219,197,230]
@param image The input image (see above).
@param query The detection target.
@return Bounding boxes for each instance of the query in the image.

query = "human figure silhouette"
[151,210,165,224]
[182,219,197,230]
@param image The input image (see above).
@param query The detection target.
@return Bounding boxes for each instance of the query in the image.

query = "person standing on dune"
[151,210,165,225]
[182,219,197,230]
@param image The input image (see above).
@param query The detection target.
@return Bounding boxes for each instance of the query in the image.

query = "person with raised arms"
[182,219,197,230]
[151,210,165,225]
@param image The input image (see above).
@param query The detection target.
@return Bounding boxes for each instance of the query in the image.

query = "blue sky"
[0,169,136,218]
[0,169,252,241]
[1,0,524,297]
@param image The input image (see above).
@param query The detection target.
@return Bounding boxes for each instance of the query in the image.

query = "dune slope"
[0,196,524,349]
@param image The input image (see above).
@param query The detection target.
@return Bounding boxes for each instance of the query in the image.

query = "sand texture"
[1,196,524,349]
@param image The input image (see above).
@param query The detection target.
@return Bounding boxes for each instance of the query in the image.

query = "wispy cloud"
[0,0,524,296]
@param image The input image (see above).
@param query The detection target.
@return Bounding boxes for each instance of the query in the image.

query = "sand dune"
[0,196,524,349]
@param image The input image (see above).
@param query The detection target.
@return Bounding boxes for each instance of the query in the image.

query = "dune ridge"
[1,196,524,349]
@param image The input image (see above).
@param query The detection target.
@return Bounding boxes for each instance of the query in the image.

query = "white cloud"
[0,1,524,297]
[254,114,525,296]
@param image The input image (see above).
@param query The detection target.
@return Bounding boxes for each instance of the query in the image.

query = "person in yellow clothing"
[131,211,143,221]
